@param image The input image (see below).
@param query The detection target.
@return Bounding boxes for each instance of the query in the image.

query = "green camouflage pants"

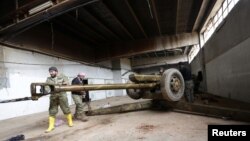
[49,93,71,116]
[72,94,84,116]
[72,94,92,116]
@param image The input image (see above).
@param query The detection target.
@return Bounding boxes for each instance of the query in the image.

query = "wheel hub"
[170,75,181,93]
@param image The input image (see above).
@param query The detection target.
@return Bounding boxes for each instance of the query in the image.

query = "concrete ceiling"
[0,0,216,66]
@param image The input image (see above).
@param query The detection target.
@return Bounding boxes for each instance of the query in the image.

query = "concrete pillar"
[112,59,123,96]
[112,58,132,96]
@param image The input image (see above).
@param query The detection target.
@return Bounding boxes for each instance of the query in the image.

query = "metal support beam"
[175,0,180,34]
[176,0,195,33]
[183,46,189,55]
[0,41,96,64]
[15,0,19,23]
[150,0,161,35]
[0,0,51,24]
[53,19,100,46]
[79,8,121,41]
[125,0,148,38]
[131,55,188,69]
[0,0,99,41]
[64,14,107,42]
[192,0,210,31]
[95,32,198,62]
[101,1,134,40]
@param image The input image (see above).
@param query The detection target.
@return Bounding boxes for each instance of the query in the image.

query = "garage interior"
[0,0,249,140]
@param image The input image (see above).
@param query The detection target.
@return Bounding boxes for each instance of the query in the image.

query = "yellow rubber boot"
[66,114,73,127]
[45,116,55,133]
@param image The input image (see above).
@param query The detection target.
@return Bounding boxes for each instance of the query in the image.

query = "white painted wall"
[0,46,116,120]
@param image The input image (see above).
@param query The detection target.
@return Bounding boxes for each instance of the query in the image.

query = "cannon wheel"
[126,88,143,99]
[126,80,142,99]
[160,68,185,101]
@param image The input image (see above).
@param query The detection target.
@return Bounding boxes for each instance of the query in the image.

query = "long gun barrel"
[30,69,185,102]
[54,83,158,91]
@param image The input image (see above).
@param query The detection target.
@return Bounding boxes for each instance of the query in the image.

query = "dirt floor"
[0,96,249,141]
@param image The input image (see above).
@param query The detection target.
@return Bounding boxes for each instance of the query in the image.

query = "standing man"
[71,72,89,122]
[45,67,73,133]
[179,62,194,103]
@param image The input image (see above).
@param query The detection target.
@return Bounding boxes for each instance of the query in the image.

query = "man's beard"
[51,74,56,78]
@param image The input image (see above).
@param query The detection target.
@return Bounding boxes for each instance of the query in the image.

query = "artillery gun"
[30,68,185,102]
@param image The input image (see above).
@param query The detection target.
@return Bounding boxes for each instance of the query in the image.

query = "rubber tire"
[126,88,142,100]
[160,68,185,101]
[126,80,142,100]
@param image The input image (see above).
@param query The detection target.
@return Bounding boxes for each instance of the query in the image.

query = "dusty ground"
[0,96,248,141]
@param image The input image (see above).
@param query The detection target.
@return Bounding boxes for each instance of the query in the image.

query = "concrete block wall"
[0,46,116,120]
[191,0,250,103]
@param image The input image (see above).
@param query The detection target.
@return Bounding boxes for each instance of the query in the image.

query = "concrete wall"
[191,0,250,103]
[111,58,132,96]
[0,46,116,120]
[190,49,207,91]
[120,58,132,95]
[190,52,202,75]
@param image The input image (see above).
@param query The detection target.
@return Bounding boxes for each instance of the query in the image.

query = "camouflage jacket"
[45,73,69,94]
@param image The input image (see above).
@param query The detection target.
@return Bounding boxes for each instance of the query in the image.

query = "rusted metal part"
[129,74,161,82]
[86,100,152,116]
